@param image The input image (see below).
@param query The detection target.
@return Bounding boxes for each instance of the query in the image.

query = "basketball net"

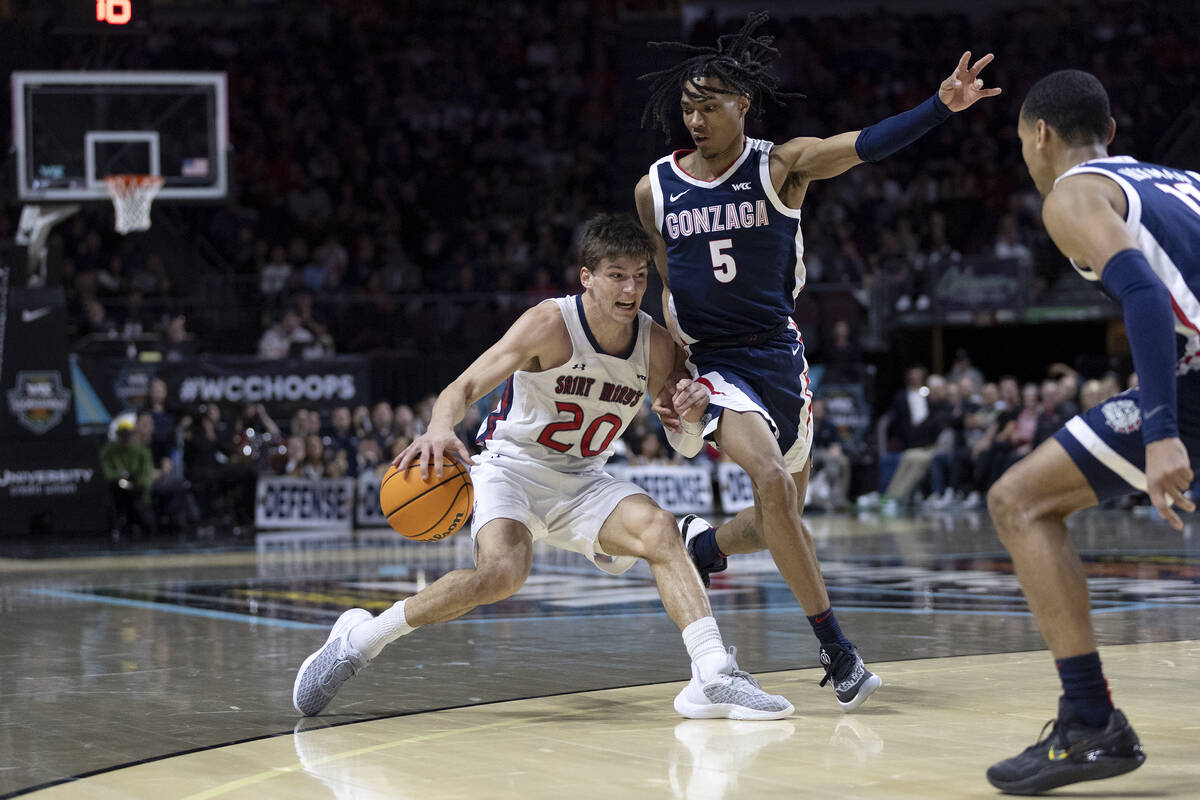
[104,174,165,234]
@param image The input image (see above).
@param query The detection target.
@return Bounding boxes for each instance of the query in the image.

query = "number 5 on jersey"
[709,238,737,283]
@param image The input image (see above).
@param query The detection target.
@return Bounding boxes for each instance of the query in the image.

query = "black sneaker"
[818,642,882,711]
[986,697,1145,795]
[678,514,727,588]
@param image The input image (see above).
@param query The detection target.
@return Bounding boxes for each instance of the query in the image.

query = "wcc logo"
[7,371,72,434]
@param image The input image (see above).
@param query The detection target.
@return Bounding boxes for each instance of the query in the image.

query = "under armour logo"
[572,363,587,370]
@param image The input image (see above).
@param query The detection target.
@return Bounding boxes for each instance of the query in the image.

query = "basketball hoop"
[104,174,165,234]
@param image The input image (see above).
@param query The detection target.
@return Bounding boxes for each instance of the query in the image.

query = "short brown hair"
[577,213,654,273]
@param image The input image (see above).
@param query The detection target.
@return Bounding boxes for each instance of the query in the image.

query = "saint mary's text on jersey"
[554,375,645,407]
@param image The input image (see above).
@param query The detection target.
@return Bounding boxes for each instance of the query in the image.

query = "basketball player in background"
[984,70,1198,794]
[293,214,793,721]
[635,12,1000,710]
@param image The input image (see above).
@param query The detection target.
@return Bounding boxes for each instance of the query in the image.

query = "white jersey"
[475,295,653,472]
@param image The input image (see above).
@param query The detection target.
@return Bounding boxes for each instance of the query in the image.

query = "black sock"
[690,526,725,569]
[807,607,852,649]
[1056,652,1114,728]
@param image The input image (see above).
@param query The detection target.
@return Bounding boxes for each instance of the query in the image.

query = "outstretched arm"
[1043,175,1195,528]
[775,51,1001,185]
[393,302,565,479]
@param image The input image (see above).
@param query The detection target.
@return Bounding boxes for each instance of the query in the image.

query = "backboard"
[11,71,228,202]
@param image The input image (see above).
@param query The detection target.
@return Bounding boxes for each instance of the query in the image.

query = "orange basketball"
[379,457,473,541]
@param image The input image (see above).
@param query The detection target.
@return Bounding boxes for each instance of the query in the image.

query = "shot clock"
[57,0,151,33]
[95,0,133,25]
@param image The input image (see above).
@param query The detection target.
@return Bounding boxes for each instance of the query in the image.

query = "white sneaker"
[855,491,881,510]
[932,488,957,509]
[293,608,373,716]
[963,490,982,509]
[673,647,794,720]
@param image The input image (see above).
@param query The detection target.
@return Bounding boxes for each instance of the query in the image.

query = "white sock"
[347,599,416,660]
[682,616,728,683]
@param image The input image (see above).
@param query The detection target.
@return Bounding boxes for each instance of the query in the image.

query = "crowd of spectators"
[20,1,1194,537]
[853,353,1133,515]
[101,345,1143,538]
[103,379,697,537]
[731,2,1197,333]
[102,387,433,536]
[11,1,1193,374]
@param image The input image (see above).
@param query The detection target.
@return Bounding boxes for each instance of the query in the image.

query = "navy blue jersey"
[1056,156,1200,368]
[649,138,805,345]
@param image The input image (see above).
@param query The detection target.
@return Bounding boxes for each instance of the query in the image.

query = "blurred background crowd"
[3,0,1195,538]
[103,353,1136,539]
[12,1,1196,359]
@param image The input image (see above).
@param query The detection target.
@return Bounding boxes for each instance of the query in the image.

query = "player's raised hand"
[672,378,710,424]
[1145,437,1195,530]
[938,51,1002,112]
[393,429,475,480]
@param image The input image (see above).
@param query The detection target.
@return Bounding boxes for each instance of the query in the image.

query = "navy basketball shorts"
[686,323,813,473]
[1053,371,1200,502]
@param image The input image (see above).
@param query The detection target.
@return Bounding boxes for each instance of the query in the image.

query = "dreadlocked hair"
[639,11,804,137]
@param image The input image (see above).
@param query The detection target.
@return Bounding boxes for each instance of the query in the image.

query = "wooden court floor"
[1,509,1198,799]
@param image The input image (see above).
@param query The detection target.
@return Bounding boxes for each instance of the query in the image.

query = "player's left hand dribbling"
[393,430,475,480]
[1145,437,1195,530]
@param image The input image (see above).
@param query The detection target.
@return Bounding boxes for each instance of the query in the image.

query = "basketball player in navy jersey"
[634,13,1000,711]
[983,70,1199,795]
[293,215,793,721]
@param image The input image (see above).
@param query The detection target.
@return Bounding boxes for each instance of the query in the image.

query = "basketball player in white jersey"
[293,214,793,720]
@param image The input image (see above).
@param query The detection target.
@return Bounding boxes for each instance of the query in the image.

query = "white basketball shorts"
[469,451,646,575]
